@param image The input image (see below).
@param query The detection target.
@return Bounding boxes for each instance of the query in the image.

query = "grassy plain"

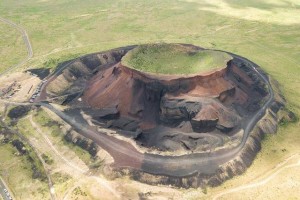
[0,22,27,73]
[122,43,232,74]
[0,0,299,199]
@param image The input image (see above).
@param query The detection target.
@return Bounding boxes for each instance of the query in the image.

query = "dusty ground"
[212,154,300,200]
[0,72,40,102]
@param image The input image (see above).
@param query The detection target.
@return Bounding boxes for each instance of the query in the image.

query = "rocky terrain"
[38,44,293,188]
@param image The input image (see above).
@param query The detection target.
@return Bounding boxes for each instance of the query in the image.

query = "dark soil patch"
[12,139,27,154]
[7,105,31,119]
[26,68,51,79]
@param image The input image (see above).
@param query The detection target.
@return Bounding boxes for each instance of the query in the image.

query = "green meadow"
[122,43,232,74]
[0,21,27,73]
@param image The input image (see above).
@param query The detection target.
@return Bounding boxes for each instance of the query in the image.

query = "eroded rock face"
[82,60,265,152]
[160,96,201,122]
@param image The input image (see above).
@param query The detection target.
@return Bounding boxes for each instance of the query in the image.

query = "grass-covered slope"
[121,43,232,75]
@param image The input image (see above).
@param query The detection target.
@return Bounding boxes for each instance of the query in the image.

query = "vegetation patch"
[34,109,101,166]
[0,142,50,200]
[0,22,27,73]
[64,132,98,157]
[52,172,71,184]
[41,153,54,165]
[73,186,87,196]
[12,139,27,155]
[26,149,47,181]
[7,105,31,119]
[121,43,232,75]
[10,138,47,181]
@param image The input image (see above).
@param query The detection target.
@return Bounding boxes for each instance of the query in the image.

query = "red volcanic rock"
[82,63,239,130]
[81,56,256,139]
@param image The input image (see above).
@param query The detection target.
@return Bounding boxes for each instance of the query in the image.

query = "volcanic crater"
[39,43,290,187]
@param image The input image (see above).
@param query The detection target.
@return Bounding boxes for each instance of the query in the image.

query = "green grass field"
[121,43,232,74]
[0,22,27,73]
[0,0,299,199]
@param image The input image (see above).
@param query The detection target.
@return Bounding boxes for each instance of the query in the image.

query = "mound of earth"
[37,43,291,188]
[44,43,268,153]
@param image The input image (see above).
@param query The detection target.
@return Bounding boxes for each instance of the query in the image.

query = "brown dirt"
[0,72,40,102]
